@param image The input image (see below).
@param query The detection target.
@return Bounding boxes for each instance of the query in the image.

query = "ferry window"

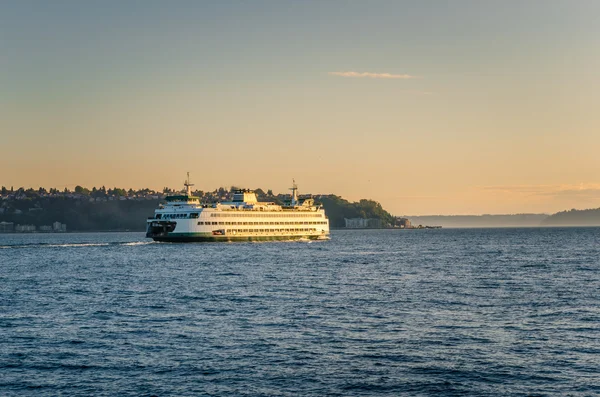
[212,222,218,225]
[219,222,224,225]
[190,213,199,218]
[156,214,162,219]
[198,222,203,225]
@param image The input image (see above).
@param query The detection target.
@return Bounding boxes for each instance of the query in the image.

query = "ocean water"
[1,228,600,396]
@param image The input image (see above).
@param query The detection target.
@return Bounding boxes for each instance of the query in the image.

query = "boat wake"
[121,241,155,246]
[0,241,155,250]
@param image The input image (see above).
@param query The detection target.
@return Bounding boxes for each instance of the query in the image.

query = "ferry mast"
[184,172,194,196]
[290,179,298,206]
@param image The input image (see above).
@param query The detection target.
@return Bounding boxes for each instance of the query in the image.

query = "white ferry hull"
[147,218,329,242]
[150,234,329,243]
[146,181,329,243]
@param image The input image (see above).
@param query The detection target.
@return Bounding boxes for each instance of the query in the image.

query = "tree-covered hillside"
[1,197,160,231]
[318,195,395,228]
[0,186,395,231]
[541,208,600,226]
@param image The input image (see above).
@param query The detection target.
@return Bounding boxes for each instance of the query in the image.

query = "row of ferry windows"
[199,221,327,226]
[159,213,197,219]
[210,213,322,218]
[227,228,317,233]
[158,213,322,219]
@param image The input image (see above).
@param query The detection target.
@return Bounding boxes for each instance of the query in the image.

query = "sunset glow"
[1,1,599,215]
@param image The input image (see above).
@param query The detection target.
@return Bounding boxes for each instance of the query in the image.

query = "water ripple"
[1,228,600,395]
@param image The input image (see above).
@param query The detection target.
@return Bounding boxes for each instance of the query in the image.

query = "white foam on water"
[121,241,154,246]
[0,243,111,249]
[46,243,111,248]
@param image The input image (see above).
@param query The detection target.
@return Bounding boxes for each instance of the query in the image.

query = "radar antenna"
[184,172,194,196]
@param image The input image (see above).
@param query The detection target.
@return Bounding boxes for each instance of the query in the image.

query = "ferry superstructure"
[146,176,330,242]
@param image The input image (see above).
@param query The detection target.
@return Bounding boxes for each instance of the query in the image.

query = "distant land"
[402,210,600,228]
[405,214,549,228]
[541,208,600,227]
[1,186,599,232]
[0,186,394,231]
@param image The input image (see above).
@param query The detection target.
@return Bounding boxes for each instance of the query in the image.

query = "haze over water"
[2,228,600,396]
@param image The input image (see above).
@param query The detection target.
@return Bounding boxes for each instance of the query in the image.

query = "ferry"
[146,174,330,242]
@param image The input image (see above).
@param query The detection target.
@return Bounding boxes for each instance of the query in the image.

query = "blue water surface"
[1,228,599,396]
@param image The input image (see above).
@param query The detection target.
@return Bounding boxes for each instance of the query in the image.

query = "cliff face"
[541,208,600,227]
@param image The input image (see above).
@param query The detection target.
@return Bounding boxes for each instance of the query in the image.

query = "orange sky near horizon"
[1,1,599,215]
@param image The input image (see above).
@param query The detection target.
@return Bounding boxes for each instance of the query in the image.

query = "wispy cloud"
[480,184,600,199]
[329,71,415,79]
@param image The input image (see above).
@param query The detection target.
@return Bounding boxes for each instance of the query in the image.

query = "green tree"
[75,185,90,195]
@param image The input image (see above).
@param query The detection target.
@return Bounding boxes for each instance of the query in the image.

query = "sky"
[1,1,599,215]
